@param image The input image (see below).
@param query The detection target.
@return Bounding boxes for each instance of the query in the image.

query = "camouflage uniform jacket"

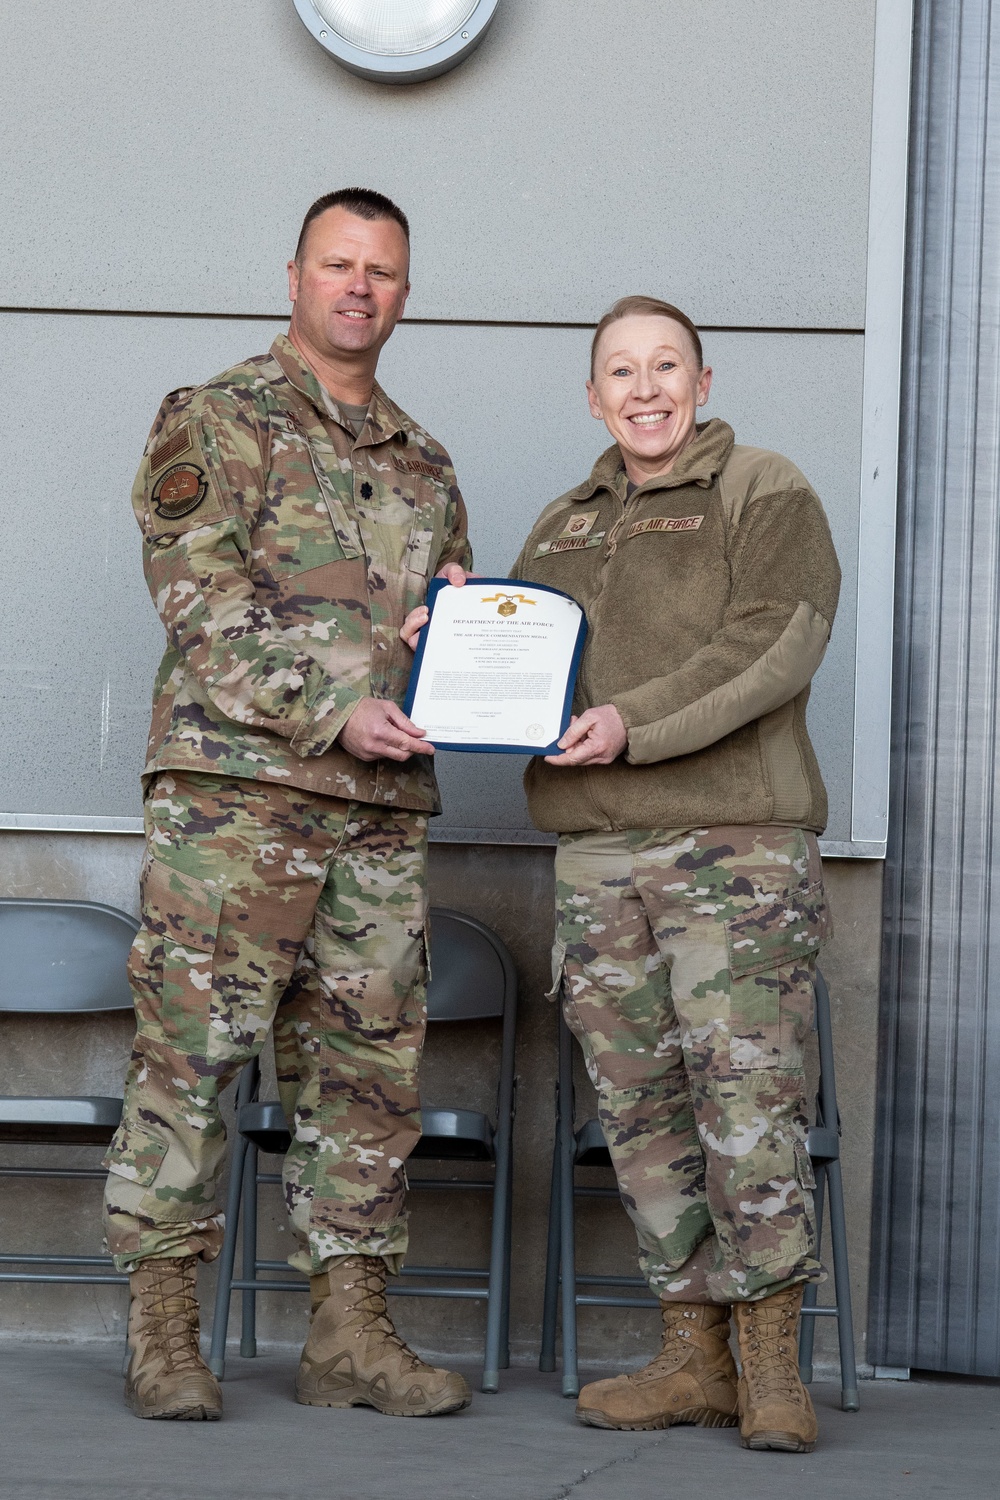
[132,334,471,811]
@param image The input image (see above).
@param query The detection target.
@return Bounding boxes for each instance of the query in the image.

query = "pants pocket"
[102,1119,171,1218]
[725,880,830,1071]
[131,856,224,1054]
[102,1119,167,1186]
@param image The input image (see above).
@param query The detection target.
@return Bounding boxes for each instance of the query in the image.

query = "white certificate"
[404,578,587,753]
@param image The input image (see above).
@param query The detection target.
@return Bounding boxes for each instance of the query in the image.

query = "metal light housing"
[293,0,500,84]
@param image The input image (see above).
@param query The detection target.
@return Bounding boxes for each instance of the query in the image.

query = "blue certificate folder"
[403,577,588,755]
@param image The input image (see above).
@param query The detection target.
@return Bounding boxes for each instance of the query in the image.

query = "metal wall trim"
[851,0,916,846]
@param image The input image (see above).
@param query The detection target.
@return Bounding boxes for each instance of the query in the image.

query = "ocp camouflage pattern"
[552,823,830,1303]
[103,771,429,1273]
[132,333,471,810]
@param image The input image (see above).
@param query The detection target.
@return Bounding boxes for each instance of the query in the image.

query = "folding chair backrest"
[0,898,138,1014]
[426,907,514,1022]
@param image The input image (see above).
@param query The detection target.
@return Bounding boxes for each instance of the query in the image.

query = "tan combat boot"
[296,1255,471,1417]
[733,1284,818,1452]
[576,1302,739,1431]
[124,1256,222,1420]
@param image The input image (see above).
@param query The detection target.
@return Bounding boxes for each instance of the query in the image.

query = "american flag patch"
[150,426,194,472]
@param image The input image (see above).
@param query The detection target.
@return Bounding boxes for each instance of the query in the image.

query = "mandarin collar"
[269,334,408,444]
[567,418,736,503]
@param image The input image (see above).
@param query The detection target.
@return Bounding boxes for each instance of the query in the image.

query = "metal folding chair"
[210,906,517,1392]
[0,898,138,1292]
[539,966,859,1410]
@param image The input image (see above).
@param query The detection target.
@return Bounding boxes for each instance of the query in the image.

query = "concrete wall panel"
[0,1,874,325]
[0,311,860,838]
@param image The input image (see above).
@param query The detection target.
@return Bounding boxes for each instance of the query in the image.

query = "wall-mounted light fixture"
[293,0,500,84]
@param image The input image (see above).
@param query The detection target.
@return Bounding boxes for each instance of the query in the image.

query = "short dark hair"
[295,188,410,261]
[590,295,704,377]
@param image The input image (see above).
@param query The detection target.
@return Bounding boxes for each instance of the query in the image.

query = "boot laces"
[742,1306,804,1401]
[644,1306,704,1375]
[347,1261,425,1373]
[137,1266,202,1371]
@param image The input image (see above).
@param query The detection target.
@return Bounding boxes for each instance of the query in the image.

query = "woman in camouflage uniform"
[412,295,840,1451]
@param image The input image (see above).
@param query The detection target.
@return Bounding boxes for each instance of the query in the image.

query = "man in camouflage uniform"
[103,188,472,1421]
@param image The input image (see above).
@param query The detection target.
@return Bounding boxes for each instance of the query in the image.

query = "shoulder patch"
[150,425,194,473]
[151,462,209,521]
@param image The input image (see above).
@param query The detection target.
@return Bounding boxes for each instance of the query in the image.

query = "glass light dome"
[313,0,480,56]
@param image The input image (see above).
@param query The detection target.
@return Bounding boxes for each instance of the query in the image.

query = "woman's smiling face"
[587,314,713,482]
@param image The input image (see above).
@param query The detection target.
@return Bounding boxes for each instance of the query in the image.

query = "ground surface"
[2,1344,997,1500]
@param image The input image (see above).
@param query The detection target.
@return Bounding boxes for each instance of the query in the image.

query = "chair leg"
[539,1112,561,1373]
[482,1122,512,1392]
[826,1156,860,1412]
[798,1161,826,1383]
[208,1127,249,1379]
[557,1014,579,1398]
[240,1142,259,1358]
[500,1159,513,1371]
[812,969,860,1412]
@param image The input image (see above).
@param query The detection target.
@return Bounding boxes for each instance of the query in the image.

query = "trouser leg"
[103,773,334,1269]
[554,834,712,1287]
[554,826,829,1305]
[635,825,826,1302]
[275,806,429,1274]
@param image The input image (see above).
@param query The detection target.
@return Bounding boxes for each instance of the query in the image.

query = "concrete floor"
[1,1344,996,1500]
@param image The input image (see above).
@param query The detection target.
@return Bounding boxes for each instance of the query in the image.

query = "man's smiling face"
[587,314,712,480]
[287,205,410,365]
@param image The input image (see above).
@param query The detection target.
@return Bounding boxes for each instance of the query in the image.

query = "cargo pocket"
[725,881,830,1071]
[132,857,224,1054]
[102,1119,169,1216]
[103,1118,166,1183]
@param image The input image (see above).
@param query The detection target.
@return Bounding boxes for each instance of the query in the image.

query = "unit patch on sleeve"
[627,515,704,538]
[151,462,209,520]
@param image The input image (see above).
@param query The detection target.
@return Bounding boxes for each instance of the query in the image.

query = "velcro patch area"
[627,515,704,538]
[149,425,194,473]
[534,533,605,557]
[558,510,600,540]
[392,453,445,479]
[151,462,209,521]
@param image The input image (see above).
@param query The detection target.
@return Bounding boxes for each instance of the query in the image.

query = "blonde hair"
[590,295,703,377]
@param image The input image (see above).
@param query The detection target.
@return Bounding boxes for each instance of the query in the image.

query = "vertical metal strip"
[851,0,916,849]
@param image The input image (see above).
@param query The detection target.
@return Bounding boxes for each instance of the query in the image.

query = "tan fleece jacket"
[511,419,841,834]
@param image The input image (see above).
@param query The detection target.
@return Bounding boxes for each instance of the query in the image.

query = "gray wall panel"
[0,1,874,325]
[0,311,859,838]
